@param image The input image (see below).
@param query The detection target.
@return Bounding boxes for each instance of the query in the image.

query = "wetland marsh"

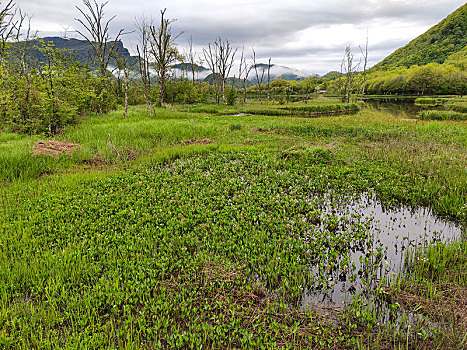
[0,99,466,349]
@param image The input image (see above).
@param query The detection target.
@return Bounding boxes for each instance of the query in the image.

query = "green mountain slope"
[375,3,467,68]
[444,45,467,70]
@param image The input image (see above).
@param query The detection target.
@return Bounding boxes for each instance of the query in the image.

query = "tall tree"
[114,47,129,118]
[187,35,198,85]
[251,47,265,104]
[238,47,252,104]
[202,41,220,104]
[75,0,124,78]
[0,0,15,123]
[266,57,271,104]
[149,8,181,107]
[0,0,15,62]
[136,16,153,117]
[75,0,123,114]
[358,32,369,99]
[339,46,360,103]
[214,37,237,102]
[6,10,36,127]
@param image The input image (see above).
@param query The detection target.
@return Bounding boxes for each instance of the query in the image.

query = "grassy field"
[0,99,466,349]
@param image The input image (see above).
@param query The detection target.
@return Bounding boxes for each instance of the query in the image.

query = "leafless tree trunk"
[266,57,271,104]
[251,47,265,104]
[75,0,123,115]
[75,0,124,78]
[187,36,198,85]
[149,8,181,107]
[119,48,129,118]
[214,37,237,102]
[136,16,152,117]
[238,47,251,104]
[203,42,220,104]
[40,42,58,135]
[9,10,34,123]
[0,0,15,63]
[340,46,360,103]
[357,33,369,100]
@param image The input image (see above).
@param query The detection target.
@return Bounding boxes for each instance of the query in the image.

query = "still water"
[300,192,463,310]
[363,98,424,118]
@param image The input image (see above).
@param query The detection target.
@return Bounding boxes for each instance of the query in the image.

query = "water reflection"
[364,99,424,118]
[300,192,462,310]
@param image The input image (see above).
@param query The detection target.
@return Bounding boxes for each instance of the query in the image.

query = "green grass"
[442,104,467,113]
[1,100,466,349]
[418,110,467,121]
[414,97,438,106]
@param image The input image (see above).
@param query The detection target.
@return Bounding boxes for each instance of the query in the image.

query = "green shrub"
[225,87,237,106]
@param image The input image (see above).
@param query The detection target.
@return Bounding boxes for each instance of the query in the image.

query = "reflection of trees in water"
[364,100,424,118]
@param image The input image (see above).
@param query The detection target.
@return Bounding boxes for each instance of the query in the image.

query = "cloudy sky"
[16,0,466,75]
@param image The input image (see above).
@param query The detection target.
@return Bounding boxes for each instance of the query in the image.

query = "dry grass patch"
[32,140,80,157]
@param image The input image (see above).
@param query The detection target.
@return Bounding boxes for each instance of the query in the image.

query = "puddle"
[229,113,249,117]
[299,192,463,310]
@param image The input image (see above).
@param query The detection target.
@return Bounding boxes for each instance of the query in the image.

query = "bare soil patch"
[32,140,80,157]
[180,138,213,146]
[81,155,108,167]
[250,127,268,133]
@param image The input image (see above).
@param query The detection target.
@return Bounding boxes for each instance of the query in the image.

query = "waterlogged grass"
[442,104,467,113]
[414,98,438,106]
[1,151,379,349]
[1,101,467,348]
[418,110,467,121]
[184,101,360,117]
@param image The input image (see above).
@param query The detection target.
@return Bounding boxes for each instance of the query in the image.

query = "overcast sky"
[16,0,466,75]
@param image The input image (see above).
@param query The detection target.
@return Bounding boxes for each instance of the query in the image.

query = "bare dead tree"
[148,8,181,106]
[75,0,124,79]
[238,47,252,104]
[202,42,220,104]
[340,46,360,103]
[136,16,153,116]
[9,10,35,123]
[0,0,15,62]
[356,32,369,101]
[36,39,59,135]
[0,0,15,120]
[118,48,129,118]
[214,37,237,102]
[251,47,265,104]
[187,35,198,85]
[266,57,271,104]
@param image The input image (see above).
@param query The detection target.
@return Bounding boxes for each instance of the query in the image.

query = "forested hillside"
[375,3,467,68]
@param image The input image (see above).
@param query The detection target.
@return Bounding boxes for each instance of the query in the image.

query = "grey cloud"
[17,0,466,75]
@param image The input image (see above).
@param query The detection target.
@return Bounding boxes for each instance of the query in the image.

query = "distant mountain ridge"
[25,36,313,82]
[375,3,467,68]
[172,62,310,83]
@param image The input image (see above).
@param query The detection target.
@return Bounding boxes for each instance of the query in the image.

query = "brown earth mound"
[32,140,80,157]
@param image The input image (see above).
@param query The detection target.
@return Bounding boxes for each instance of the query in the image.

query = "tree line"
[1,0,465,135]
[0,0,293,134]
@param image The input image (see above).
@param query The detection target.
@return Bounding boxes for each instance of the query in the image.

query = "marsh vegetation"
[1,0,466,348]
[1,97,466,349]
